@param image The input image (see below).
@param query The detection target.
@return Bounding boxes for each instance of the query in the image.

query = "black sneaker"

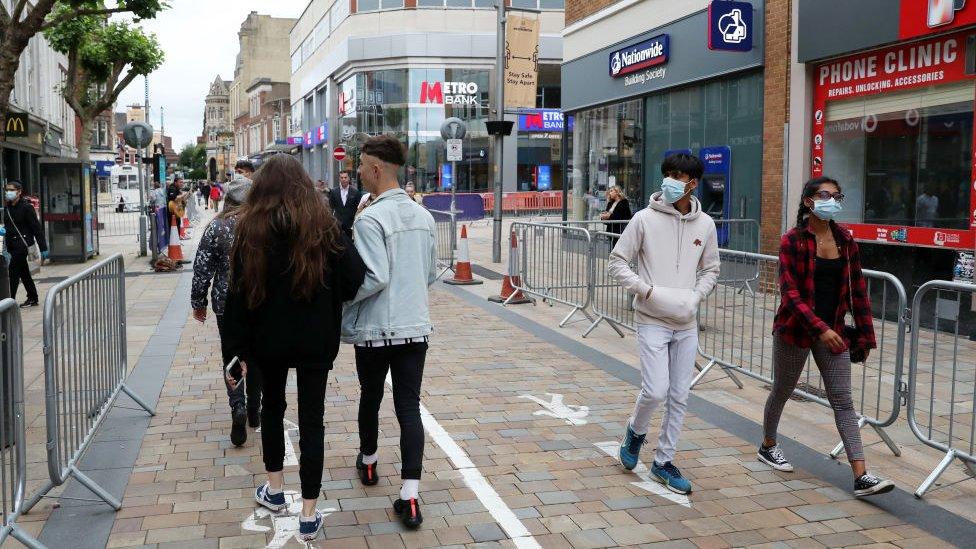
[393,497,423,529]
[230,404,247,447]
[757,444,794,472]
[19,299,38,308]
[356,452,378,486]
[247,406,261,429]
[854,473,894,497]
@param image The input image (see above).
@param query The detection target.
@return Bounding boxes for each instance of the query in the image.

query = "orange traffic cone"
[444,225,483,286]
[167,215,184,261]
[489,230,534,304]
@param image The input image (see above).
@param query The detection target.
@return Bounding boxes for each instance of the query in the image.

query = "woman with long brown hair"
[223,154,366,541]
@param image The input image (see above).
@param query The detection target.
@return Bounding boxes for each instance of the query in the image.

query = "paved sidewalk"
[71,280,970,548]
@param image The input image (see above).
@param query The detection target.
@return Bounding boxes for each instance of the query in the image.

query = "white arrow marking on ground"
[241,490,336,548]
[256,419,299,467]
[519,393,589,425]
[594,441,692,508]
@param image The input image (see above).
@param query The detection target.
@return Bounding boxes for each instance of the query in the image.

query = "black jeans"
[356,342,427,480]
[215,314,262,411]
[261,364,329,500]
[8,252,37,301]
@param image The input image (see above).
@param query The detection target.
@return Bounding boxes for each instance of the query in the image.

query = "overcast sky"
[115,0,306,152]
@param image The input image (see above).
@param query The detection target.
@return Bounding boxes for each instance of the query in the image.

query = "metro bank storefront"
[799,0,976,287]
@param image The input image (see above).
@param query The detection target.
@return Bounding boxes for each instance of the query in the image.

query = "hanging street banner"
[504,14,540,109]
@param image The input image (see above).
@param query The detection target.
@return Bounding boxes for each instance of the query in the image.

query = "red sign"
[420,81,443,104]
[900,0,976,40]
[843,223,975,250]
[333,146,346,161]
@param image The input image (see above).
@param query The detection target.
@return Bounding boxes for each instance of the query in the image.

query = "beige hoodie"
[608,191,721,331]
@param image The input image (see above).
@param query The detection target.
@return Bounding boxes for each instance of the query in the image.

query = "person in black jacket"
[3,181,48,307]
[328,170,361,238]
[222,154,366,542]
[600,185,632,234]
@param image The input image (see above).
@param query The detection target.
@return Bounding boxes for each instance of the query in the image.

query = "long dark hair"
[230,154,344,309]
[796,176,841,227]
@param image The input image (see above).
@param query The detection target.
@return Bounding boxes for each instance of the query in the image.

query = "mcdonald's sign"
[4,113,28,138]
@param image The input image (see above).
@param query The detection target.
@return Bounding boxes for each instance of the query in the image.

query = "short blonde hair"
[608,185,624,199]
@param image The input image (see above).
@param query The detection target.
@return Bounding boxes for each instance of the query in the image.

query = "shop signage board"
[609,34,669,78]
[900,0,976,39]
[504,14,541,109]
[708,0,753,52]
[304,131,313,149]
[518,109,573,132]
[4,113,28,138]
[419,81,481,106]
[811,27,976,250]
[317,123,328,145]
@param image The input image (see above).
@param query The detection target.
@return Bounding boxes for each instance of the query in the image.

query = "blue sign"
[95,160,114,177]
[440,163,453,190]
[699,145,733,244]
[536,165,552,190]
[708,1,753,52]
[518,109,574,132]
[609,34,669,78]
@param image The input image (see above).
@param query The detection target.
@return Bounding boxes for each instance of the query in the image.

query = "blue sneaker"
[298,510,324,541]
[254,482,287,512]
[651,461,692,494]
[619,424,646,471]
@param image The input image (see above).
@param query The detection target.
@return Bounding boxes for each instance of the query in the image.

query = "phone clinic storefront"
[561,1,765,222]
[798,0,976,287]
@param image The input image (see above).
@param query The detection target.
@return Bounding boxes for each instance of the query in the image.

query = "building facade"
[3,23,78,196]
[561,0,790,254]
[290,0,565,191]
[228,12,297,161]
[235,79,292,161]
[792,0,976,290]
[201,76,233,181]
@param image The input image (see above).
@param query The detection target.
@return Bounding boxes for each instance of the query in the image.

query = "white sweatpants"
[630,323,698,464]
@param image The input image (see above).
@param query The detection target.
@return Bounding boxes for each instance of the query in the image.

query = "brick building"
[562,0,791,254]
[234,78,291,160]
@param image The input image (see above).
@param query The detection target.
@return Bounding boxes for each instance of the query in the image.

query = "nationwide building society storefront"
[561,0,765,223]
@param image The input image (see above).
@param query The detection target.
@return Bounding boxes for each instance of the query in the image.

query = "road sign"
[440,117,466,140]
[446,139,463,161]
[333,146,346,161]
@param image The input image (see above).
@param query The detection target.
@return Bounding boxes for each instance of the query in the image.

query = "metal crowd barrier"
[508,222,593,326]
[907,280,976,497]
[23,254,155,513]
[584,231,635,337]
[428,209,457,280]
[713,219,761,294]
[695,248,908,457]
[96,204,142,237]
[0,300,44,548]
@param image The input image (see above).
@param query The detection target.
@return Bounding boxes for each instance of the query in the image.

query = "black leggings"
[260,365,329,499]
[356,342,427,480]
[8,252,38,301]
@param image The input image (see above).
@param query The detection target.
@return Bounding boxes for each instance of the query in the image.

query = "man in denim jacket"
[341,135,436,530]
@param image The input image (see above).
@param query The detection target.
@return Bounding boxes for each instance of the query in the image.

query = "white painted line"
[386,374,542,549]
[255,419,300,467]
[594,441,692,508]
[241,489,336,548]
[520,392,589,425]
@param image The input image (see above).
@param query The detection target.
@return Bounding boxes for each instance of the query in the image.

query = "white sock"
[361,453,378,465]
[266,483,282,495]
[400,479,419,500]
[299,511,319,522]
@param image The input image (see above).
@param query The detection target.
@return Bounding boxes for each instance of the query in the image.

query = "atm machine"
[698,146,732,246]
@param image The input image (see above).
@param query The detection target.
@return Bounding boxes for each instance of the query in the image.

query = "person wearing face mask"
[760,176,893,497]
[608,154,720,495]
[2,181,48,307]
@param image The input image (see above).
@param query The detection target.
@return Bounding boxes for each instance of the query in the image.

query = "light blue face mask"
[812,198,842,221]
[4,191,17,202]
[661,177,689,204]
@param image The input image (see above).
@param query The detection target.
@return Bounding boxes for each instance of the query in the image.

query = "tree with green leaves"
[44,6,164,160]
[0,0,165,124]
[178,142,206,175]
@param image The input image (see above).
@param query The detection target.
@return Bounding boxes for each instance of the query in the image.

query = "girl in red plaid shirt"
[759,176,894,497]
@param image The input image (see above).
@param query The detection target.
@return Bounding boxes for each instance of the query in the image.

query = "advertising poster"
[505,14,540,109]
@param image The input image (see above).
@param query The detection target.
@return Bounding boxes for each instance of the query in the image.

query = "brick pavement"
[91,284,963,548]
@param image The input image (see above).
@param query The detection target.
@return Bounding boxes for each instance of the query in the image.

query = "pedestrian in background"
[343,135,437,530]
[223,154,365,542]
[235,159,255,179]
[405,182,422,204]
[200,181,211,210]
[609,153,720,495]
[2,181,48,307]
[329,170,361,238]
[760,176,893,497]
[601,185,632,234]
[191,175,262,447]
[210,181,223,211]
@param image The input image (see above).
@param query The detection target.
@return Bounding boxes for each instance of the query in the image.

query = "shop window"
[357,0,379,10]
[571,100,644,220]
[823,82,973,230]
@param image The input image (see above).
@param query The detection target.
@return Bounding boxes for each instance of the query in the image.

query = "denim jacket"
[341,188,437,344]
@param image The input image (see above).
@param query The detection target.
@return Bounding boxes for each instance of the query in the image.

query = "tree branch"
[11,0,30,23]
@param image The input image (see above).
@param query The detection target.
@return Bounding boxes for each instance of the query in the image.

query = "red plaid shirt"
[772,223,876,350]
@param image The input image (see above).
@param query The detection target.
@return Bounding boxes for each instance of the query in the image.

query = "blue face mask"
[4,191,17,202]
[812,198,842,221]
[661,177,689,204]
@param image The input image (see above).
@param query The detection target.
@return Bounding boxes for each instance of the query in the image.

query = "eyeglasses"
[813,190,845,202]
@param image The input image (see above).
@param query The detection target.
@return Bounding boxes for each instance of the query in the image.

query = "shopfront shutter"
[826,81,976,121]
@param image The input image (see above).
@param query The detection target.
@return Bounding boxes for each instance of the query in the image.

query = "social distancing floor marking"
[241,490,337,549]
[594,441,693,508]
[519,392,590,425]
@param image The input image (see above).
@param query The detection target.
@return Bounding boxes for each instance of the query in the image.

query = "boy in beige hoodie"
[608,153,720,495]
